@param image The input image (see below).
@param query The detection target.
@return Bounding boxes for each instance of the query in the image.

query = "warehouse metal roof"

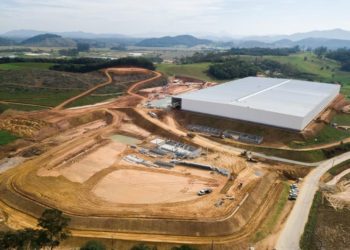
[175,77,340,117]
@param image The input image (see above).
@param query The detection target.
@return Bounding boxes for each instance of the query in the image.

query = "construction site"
[0,67,346,249]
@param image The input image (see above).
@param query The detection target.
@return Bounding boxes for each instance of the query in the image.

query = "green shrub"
[80,240,106,250]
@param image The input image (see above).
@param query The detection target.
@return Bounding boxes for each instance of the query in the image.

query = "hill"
[2,29,46,38]
[295,38,350,49]
[136,35,212,47]
[243,29,350,42]
[21,33,76,47]
[0,37,15,46]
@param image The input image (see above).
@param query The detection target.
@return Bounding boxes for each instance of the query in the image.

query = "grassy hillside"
[0,66,108,112]
[156,63,219,82]
[265,52,350,84]
[0,62,54,70]
[0,130,18,145]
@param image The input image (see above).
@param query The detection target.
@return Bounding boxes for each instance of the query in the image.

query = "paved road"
[275,151,350,250]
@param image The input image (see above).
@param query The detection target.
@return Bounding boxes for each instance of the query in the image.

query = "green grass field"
[252,182,290,242]
[0,88,81,107]
[265,52,340,82]
[0,103,47,113]
[0,130,18,145]
[289,125,350,148]
[332,113,350,126]
[0,62,54,70]
[156,63,219,82]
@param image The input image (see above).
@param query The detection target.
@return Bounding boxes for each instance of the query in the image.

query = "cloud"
[1,0,350,36]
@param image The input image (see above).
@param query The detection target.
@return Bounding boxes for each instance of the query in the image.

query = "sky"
[1,0,350,37]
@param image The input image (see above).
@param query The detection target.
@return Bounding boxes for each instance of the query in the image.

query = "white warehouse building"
[172,77,340,131]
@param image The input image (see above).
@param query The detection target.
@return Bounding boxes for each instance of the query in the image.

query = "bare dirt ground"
[59,142,125,183]
[0,67,303,249]
[93,168,217,204]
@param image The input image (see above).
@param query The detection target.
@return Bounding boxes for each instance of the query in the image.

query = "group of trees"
[0,56,155,73]
[50,57,155,72]
[325,48,350,71]
[207,57,311,80]
[208,58,259,80]
[179,47,300,64]
[312,46,350,72]
[0,209,70,250]
[229,46,300,56]
[0,208,196,250]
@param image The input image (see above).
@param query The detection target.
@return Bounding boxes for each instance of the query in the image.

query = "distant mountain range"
[2,28,350,49]
[136,35,211,47]
[244,29,350,42]
[2,29,129,39]
[229,38,350,50]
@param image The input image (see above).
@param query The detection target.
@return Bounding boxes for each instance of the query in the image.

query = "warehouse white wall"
[301,85,340,129]
[181,98,305,130]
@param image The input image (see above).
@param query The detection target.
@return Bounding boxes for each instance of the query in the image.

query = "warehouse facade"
[172,77,340,131]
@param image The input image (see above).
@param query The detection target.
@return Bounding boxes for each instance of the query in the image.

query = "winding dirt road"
[53,67,161,110]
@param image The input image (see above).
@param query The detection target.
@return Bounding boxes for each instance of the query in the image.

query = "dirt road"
[0,101,52,109]
[275,151,350,250]
[53,68,162,110]
[53,68,113,110]
[327,168,350,185]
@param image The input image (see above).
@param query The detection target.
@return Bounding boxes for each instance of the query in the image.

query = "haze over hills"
[2,28,350,49]
[2,29,130,39]
[244,28,350,42]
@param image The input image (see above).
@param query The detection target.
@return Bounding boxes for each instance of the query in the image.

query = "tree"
[80,240,106,250]
[172,245,198,250]
[37,209,71,250]
[131,243,157,250]
[77,43,90,52]
[0,209,70,250]
[58,48,78,57]
[314,47,327,58]
[0,228,49,250]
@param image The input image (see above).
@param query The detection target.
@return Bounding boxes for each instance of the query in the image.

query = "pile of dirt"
[0,117,48,137]
[66,110,109,127]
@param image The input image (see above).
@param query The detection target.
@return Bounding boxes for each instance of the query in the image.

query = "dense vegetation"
[0,130,18,145]
[51,57,155,72]
[208,59,258,79]
[326,48,350,71]
[0,57,155,72]
[229,47,300,56]
[80,240,106,250]
[179,47,300,64]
